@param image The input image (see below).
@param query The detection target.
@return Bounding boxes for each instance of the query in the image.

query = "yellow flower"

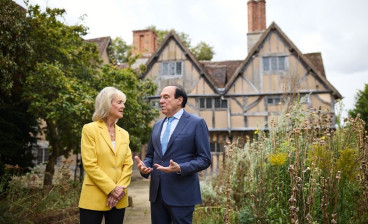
[254,129,259,135]
[268,152,288,166]
[336,148,358,181]
[320,136,326,140]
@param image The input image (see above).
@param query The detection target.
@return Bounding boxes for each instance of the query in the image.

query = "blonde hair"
[92,87,126,122]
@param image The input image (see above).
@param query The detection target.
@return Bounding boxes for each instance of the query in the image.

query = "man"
[135,85,211,224]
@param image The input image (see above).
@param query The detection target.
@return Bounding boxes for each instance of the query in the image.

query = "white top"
[112,141,115,150]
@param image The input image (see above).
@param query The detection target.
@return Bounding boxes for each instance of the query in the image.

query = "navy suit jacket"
[142,110,211,206]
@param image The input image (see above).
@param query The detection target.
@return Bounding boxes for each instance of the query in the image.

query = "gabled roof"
[225,22,342,99]
[85,36,112,60]
[142,31,219,93]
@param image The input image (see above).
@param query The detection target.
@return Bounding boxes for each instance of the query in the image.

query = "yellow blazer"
[79,120,133,211]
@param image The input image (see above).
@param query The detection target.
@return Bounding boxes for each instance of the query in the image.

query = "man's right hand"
[134,156,153,174]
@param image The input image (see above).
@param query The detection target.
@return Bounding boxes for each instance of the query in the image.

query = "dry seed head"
[336,171,341,179]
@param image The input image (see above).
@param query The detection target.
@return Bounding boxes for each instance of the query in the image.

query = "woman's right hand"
[111,186,126,200]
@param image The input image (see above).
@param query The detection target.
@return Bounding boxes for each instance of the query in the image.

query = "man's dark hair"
[173,85,187,108]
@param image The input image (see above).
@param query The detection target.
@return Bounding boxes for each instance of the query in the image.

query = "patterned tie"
[161,117,175,155]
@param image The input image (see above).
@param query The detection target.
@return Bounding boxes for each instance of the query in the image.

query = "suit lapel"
[164,111,190,156]
[154,119,165,158]
[97,120,115,154]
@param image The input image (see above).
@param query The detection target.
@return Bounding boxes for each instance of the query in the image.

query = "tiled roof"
[304,52,326,78]
[201,60,243,87]
[85,36,111,58]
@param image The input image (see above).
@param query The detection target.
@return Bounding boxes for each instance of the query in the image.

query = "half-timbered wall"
[220,30,336,131]
[142,28,338,163]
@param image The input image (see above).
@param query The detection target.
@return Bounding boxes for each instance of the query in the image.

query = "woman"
[79,87,133,224]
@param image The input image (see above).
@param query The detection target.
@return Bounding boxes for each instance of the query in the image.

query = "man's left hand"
[154,159,181,173]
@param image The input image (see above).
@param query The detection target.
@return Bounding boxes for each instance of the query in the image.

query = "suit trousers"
[151,184,194,224]
[80,207,125,224]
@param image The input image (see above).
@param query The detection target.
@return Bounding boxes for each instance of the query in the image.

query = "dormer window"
[263,56,287,72]
[161,61,184,76]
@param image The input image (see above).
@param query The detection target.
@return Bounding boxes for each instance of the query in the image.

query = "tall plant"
[199,96,368,223]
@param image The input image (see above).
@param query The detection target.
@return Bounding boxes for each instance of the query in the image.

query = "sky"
[15,0,368,118]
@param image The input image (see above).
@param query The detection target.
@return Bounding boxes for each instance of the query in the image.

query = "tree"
[23,4,101,186]
[108,36,132,65]
[146,25,214,61]
[349,84,368,132]
[0,0,38,176]
[0,0,32,98]
[21,4,158,186]
[95,65,158,151]
[191,41,215,61]
[146,25,191,49]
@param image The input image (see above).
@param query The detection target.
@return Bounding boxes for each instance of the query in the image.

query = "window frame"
[199,97,228,110]
[262,56,288,72]
[161,61,184,77]
[267,96,282,105]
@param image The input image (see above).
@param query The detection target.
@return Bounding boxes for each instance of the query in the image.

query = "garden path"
[123,170,151,224]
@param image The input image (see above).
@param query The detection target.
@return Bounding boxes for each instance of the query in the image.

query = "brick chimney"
[132,29,158,57]
[247,0,266,52]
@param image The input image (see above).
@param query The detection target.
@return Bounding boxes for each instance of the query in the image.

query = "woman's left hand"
[106,194,119,208]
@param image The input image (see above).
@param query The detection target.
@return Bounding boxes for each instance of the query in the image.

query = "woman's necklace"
[108,127,115,140]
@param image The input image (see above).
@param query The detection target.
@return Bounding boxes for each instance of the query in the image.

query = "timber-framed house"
[135,0,342,153]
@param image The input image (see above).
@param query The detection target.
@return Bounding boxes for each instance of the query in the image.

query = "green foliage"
[146,25,215,61]
[349,84,368,132]
[95,65,158,151]
[108,36,132,65]
[0,0,32,98]
[199,97,368,223]
[191,41,215,61]
[0,0,39,175]
[147,25,191,48]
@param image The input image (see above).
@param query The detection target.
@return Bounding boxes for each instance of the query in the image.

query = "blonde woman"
[79,87,133,224]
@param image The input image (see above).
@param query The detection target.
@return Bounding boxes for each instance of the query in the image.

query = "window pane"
[176,62,182,75]
[263,57,270,71]
[278,56,285,70]
[221,100,228,108]
[271,57,277,71]
[169,62,175,75]
[275,98,280,104]
[214,98,221,108]
[267,98,273,104]
[210,143,216,152]
[206,98,212,108]
[200,98,205,108]
[162,62,168,76]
